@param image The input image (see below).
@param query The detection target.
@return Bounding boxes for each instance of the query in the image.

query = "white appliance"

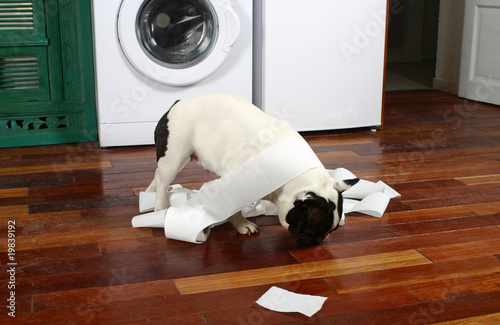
[253,0,387,131]
[92,0,252,147]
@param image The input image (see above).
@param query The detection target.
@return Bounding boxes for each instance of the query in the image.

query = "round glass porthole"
[136,0,218,69]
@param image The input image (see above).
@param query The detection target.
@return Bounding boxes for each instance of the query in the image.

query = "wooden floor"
[1,90,500,324]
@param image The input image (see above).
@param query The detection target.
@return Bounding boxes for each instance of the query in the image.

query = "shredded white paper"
[256,286,328,317]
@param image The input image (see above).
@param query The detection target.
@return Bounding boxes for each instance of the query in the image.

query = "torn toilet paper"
[256,286,328,317]
[132,167,400,241]
[132,139,400,244]
[329,168,400,223]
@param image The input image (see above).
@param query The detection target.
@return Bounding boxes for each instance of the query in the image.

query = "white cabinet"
[253,0,387,131]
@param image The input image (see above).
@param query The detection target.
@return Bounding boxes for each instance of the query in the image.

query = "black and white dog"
[146,94,359,246]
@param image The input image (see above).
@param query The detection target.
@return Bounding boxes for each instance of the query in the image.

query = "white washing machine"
[92,0,252,147]
[253,0,387,131]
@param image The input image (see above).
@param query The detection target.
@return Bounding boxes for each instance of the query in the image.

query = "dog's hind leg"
[153,152,190,211]
[152,127,193,211]
[149,101,193,211]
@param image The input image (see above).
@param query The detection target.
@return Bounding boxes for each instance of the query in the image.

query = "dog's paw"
[229,214,259,236]
[235,220,259,236]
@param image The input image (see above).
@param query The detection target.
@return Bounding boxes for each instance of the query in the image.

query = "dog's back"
[161,93,300,175]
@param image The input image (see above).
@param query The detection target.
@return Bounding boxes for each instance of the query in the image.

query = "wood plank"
[455,174,500,185]
[384,214,500,237]
[33,279,179,313]
[0,295,32,316]
[12,251,163,279]
[465,201,500,215]
[321,222,398,245]
[353,146,500,168]
[9,144,150,163]
[0,172,75,190]
[0,142,101,157]
[403,189,500,208]
[0,187,27,198]
[0,211,81,237]
[0,227,152,252]
[26,186,135,205]
[0,243,101,265]
[0,161,112,176]
[10,206,138,237]
[407,272,500,302]
[123,314,208,325]
[109,157,156,168]
[174,250,432,295]
[204,286,420,325]
[345,206,475,227]
[0,205,28,219]
[389,179,470,201]
[291,226,500,262]
[101,218,286,256]
[2,263,177,297]
[160,237,299,278]
[362,159,500,183]
[202,278,341,324]
[70,169,156,190]
[27,180,139,198]
[326,256,500,294]
[315,150,361,163]
[8,279,309,324]
[308,137,374,147]
[28,196,138,214]
[259,291,500,325]
[19,209,79,222]
[431,312,500,325]
[418,239,500,262]
[403,186,500,210]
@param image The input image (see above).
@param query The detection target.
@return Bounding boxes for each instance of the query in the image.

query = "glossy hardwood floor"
[1,90,500,324]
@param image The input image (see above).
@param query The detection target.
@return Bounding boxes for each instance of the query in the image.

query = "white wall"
[433,0,466,94]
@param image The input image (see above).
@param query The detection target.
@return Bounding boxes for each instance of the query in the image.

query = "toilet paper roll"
[131,209,166,228]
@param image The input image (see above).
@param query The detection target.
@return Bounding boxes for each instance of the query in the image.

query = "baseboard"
[433,78,458,95]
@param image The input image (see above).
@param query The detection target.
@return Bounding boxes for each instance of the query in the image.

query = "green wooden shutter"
[0,47,50,102]
[0,0,50,102]
[0,0,97,148]
[0,0,46,39]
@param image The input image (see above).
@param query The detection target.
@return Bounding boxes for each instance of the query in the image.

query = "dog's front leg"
[229,212,259,235]
[154,178,169,211]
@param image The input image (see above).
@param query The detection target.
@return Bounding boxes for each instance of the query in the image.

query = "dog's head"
[285,178,359,247]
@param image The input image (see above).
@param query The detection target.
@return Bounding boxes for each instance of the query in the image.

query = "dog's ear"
[334,178,359,193]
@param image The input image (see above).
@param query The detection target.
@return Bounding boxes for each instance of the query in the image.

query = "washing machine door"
[118,0,240,86]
